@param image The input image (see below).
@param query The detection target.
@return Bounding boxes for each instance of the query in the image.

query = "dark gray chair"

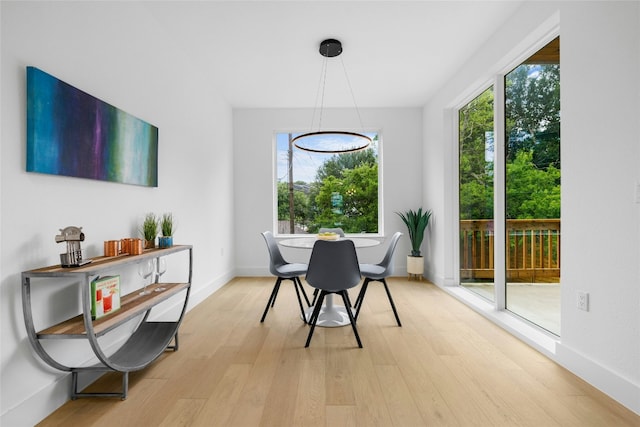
[260,231,311,323]
[311,227,346,305]
[305,239,363,348]
[353,232,403,326]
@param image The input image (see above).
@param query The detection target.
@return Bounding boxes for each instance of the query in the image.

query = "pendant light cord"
[339,55,366,132]
[311,54,364,133]
[292,38,371,154]
[310,55,329,132]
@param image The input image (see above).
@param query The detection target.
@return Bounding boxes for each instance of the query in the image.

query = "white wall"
[233,108,423,274]
[1,2,235,425]
[423,1,640,414]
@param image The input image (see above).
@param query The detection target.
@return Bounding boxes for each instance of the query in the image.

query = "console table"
[21,245,192,399]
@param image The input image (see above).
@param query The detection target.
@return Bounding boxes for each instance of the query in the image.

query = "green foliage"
[506,64,560,170]
[277,182,309,223]
[315,148,377,182]
[396,208,432,257]
[141,213,158,241]
[459,87,495,220]
[506,151,560,219]
[460,62,560,221]
[161,213,174,236]
[312,175,343,228]
[311,164,379,233]
[278,148,379,234]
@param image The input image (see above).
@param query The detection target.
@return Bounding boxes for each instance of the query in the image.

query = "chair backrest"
[378,232,403,275]
[261,231,287,275]
[306,240,361,292]
[318,227,345,237]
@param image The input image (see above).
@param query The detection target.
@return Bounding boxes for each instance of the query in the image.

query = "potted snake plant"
[396,208,432,279]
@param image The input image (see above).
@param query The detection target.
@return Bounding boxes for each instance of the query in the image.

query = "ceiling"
[147,1,525,109]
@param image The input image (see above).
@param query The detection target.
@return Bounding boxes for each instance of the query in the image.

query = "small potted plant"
[141,213,158,249]
[159,213,174,248]
[396,208,432,279]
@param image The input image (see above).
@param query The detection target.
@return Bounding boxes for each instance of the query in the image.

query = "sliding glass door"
[504,38,560,334]
[459,87,495,302]
[459,38,560,335]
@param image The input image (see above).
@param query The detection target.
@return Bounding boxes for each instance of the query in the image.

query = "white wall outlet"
[577,291,589,311]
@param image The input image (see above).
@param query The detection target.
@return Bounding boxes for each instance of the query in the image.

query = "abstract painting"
[26,66,158,187]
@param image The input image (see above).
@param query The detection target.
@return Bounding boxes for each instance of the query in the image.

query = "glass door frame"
[452,81,506,309]
[453,29,560,315]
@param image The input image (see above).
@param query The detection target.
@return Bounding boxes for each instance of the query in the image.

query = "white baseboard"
[2,373,72,427]
[556,343,640,415]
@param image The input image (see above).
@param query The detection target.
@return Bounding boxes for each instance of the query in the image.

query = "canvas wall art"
[26,66,158,187]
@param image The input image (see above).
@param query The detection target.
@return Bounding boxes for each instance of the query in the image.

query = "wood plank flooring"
[38,277,639,426]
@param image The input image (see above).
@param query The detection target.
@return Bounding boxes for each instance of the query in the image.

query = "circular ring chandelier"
[293,39,372,154]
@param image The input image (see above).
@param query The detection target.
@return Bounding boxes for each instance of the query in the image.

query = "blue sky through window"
[276,132,377,183]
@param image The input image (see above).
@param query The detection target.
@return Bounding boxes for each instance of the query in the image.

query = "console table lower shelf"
[71,321,180,400]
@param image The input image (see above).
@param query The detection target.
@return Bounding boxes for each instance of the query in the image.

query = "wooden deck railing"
[460,219,560,282]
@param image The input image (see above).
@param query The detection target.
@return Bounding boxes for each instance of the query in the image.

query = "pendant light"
[292,39,372,154]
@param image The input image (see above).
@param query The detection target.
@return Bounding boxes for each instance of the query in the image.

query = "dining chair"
[311,227,347,306]
[260,231,311,323]
[353,231,403,326]
[304,239,363,348]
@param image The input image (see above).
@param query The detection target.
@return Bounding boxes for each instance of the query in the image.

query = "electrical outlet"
[577,291,589,311]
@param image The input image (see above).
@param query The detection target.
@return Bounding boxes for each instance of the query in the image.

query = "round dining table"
[278,236,380,327]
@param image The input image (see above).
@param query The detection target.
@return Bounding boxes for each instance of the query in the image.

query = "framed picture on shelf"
[91,275,121,319]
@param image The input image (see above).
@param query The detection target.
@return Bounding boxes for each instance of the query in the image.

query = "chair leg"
[354,278,371,321]
[344,291,353,309]
[260,278,282,322]
[271,280,282,308]
[311,288,319,306]
[340,291,363,348]
[305,291,325,348]
[291,277,309,324]
[381,279,402,327]
[295,277,312,306]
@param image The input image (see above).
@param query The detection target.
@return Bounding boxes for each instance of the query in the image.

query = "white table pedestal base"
[303,294,352,327]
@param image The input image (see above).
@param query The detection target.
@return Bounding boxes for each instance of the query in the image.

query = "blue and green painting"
[26,66,158,187]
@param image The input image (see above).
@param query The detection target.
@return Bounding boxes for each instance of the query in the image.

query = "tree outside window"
[276,132,379,234]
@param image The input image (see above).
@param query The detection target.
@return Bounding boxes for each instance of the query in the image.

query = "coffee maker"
[55,226,91,267]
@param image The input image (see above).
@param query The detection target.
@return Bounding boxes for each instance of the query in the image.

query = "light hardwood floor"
[38,277,639,426]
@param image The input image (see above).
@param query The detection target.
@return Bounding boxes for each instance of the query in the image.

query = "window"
[275,132,380,235]
[459,86,496,302]
[504,37,560,335]
[457,37,560,335]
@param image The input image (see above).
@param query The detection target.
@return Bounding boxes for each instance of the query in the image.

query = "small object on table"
[317,232,339,241]
[55,226,91,267]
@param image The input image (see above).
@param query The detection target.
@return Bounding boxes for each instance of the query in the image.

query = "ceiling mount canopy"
[319,38,342,57]
[293,38,372,154]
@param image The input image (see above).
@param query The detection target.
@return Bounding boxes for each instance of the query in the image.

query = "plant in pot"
[141,213,158,249]
[396,208,432,279]
[159,213,174,248]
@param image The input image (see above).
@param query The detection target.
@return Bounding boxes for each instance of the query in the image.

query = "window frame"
[452,31,560,314]
[272,130,384,237]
